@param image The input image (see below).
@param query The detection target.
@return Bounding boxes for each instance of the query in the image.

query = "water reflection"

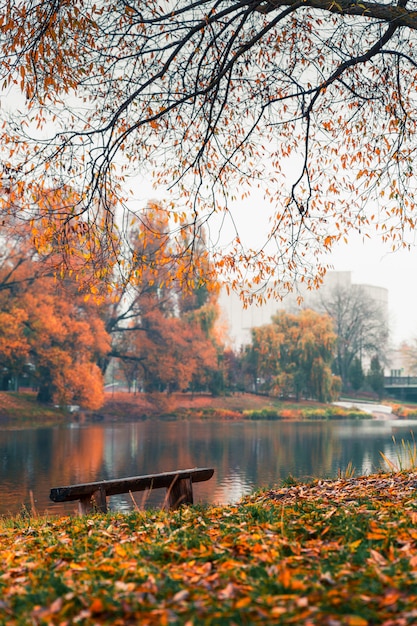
[0,418,416,516]
[213,468,255,504]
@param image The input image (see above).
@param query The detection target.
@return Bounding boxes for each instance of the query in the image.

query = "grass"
[6,389,417,425]
[0,392,67,424]
[2,470,417,624]
[380,432,417,473]
[0,390,373,424]
[242,405,369,420]
[388,403,417,419]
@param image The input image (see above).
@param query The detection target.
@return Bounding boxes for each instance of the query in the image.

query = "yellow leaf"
[114,544,127,557]
[346,617,368,626]
[69,562,86,571]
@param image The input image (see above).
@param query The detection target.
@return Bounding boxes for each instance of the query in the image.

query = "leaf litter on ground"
[1,470,417,624]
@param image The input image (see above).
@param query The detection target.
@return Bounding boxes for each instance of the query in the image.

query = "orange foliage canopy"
[22,277,110,409]
[111,203,222,393]
[0,238,111,409]
[128,309,218,393]
[1,0,417,298]
[0,194,224,404]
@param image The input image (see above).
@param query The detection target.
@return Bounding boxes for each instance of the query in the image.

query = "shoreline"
[0,390,415,425]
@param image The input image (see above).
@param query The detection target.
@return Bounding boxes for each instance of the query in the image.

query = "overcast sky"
[131,174,417,346]
[327,233,417,346]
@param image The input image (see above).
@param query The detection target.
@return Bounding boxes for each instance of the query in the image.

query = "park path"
[333,401,395,419]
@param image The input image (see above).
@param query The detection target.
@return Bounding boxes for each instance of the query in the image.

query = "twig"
[29,490,38,518]
[129,490,141,512]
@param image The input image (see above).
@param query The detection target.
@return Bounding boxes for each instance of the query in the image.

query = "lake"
[1,417,416,516]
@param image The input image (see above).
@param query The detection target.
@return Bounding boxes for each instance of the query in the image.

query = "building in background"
[220,271,389,351]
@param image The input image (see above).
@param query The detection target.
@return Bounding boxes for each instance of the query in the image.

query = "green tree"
[367,355,385,400]
[246,309,340,402]
[348,357,365,393]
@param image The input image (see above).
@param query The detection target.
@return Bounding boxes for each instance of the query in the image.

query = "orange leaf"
[90,598,104,614]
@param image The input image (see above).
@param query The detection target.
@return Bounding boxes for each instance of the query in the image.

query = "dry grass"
[102,391,335,419]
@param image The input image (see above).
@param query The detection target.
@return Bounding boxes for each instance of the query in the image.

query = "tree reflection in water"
[0,418,416,516]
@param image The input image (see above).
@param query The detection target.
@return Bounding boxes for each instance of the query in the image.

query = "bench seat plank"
[50,467,214,509]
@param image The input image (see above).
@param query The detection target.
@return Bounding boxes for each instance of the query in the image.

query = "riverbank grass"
[2,470,417,624]
[0,390,373,424]
[0,392,67,423]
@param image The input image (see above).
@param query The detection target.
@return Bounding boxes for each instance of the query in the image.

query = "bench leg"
[166,476,193,510]
[78,486,108,515]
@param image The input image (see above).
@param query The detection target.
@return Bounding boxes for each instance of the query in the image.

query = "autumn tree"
[317,283,388,390]
[105,203,222,393]
[23,277,111,409]
[0,246,111,409]
[245,309,340,402]
[0,187,113,407]
[222,348,247,394]
[0,213,50,390]
[0,303,29,390]
[0,180,115,301]
[2,1,417,299]
[125,310,218,394]
[99,202,214,343]
[0,200,48,293]
[179,273,225,394]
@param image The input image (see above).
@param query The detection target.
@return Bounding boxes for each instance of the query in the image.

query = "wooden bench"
[50,467,214,514]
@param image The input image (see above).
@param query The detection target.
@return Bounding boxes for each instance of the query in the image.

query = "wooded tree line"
[1,0,414,409]
[0,193,389,408]
[0,200,225,409]
[240,308,386,403]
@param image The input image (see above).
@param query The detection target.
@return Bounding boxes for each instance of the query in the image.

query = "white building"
[219,271,389,351]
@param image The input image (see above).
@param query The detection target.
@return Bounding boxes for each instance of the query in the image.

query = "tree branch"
[257,0,417,30]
